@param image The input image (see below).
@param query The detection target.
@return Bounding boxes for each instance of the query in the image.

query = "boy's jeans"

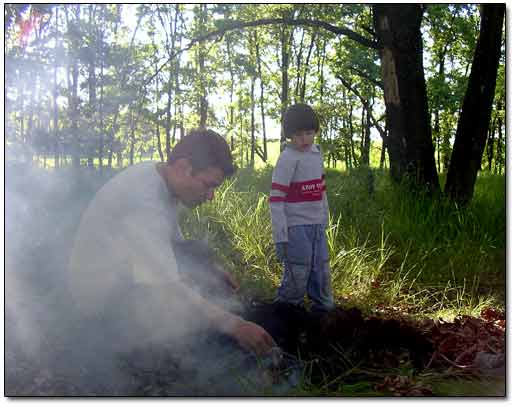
[275,224,334,312]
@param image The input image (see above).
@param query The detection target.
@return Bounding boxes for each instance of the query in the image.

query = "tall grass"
[180,166,505,318]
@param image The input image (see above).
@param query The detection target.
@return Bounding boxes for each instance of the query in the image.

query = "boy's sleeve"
[270,151,296,243]
[319,146,330,227]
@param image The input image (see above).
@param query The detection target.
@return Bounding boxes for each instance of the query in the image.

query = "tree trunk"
[98,6,105,171]
[155,60,164,162]
[70,60,79,167]
[433,45,448,173]
[300,32,316,102]
[129,110,135,166]
[64,5,81,168]
[495,107,503,175]
[361,106,371,166]
[255,30,267,161]
[444,4,505,204]
[226,36,235,151]
[317,38,326,104]
[380,138,387,170]
[172,4,183,150]
[486,116,496,171]
[294,28,305,102]
[163,7,178,162]
[87,5,97,168]
[280,24,291,148]
[53,7,60,168]
[360,108,365,164]
[373,5,440,193]
[198,5,208,128]
[349,105,357,168]
[250,74,256,168]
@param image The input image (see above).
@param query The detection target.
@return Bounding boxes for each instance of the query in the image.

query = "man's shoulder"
[112,161,160,185]
[92,161,162,207]
[123,160,158,175]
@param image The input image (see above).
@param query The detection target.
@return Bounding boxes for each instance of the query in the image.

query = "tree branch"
[144,17,379,87]
[349,66,384,90]
[337,75,388,142]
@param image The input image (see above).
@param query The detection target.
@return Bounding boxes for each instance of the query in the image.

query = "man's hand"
[231,319,276,356]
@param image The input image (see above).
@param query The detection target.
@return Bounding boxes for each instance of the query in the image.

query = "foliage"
[5,4,505,179]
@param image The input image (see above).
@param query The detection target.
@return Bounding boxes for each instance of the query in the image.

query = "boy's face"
[290,129,316,152]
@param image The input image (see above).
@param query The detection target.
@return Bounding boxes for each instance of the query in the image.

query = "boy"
[270,103,335,313]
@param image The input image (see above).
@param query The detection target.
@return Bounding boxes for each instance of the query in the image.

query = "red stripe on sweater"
[271,182,290,193]
[285,178,325,202]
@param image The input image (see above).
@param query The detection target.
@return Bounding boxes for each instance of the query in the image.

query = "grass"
[10,157,503,396]
[179,165,505,395]
[181,166,505,318]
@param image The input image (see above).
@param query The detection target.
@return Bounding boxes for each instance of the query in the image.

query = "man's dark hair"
[282,103,320,139]
[168,129,236,177]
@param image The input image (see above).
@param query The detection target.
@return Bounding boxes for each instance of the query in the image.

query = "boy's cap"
[282,103,320,138]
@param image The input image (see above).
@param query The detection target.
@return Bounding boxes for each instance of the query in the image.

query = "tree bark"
[197,5,208,128]
[129,110,135,166]
[361,107,371,166]
[64,5,81,168]
[280,24,290,148]
[98,5,105,171]
[226,36,235,151]
[444,4,505,204]
[53,7,60,168]
[255,31,267,161]
[250,74,256,168]
[300,31,316,102]
[86,5,97,168]
[294,28,305,102]
[486,116,496,172]
[373,5,440,193]
[495,106,503,174]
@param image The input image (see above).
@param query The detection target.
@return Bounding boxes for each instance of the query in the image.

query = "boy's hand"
[275,242,288,262]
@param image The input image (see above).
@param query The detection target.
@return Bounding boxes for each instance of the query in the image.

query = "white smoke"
[5,162,127,395]
[5,162,300,396]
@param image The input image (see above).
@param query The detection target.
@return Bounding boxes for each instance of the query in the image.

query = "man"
[68,129,275,356]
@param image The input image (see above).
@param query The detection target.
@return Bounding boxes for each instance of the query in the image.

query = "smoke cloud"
[5,162,299,396]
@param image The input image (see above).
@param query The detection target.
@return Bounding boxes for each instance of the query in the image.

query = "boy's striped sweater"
[270,144,329,243]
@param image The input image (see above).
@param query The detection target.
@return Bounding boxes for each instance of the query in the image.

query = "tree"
[4,3,505,187]
[63,5,82,167]
[424,5,481,174]
[372,5,439,193]
[444,4,505,204]
[185,9,441,187]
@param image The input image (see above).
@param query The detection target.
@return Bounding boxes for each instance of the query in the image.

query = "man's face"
[178,165,225,208]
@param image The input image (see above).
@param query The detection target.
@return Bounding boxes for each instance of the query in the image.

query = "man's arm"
[124,204,276,355]
[184,287,275,355]
[132,280,275,356]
